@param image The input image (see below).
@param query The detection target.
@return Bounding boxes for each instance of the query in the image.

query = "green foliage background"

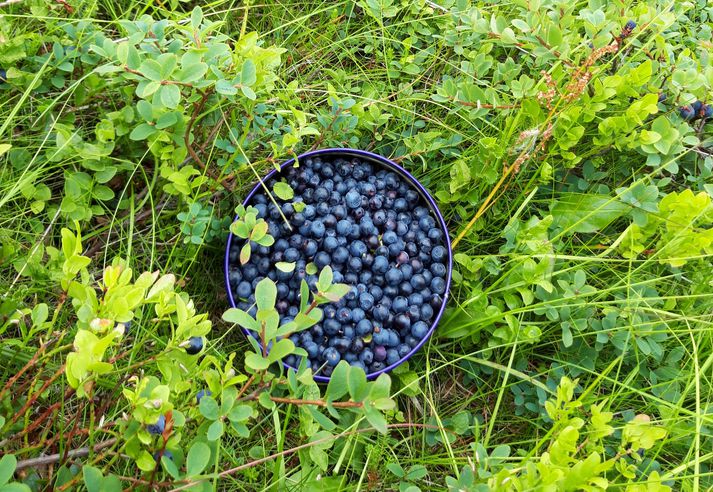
[0,0,712,490]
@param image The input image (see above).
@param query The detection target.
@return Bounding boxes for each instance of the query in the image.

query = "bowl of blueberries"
[225,148,452,381]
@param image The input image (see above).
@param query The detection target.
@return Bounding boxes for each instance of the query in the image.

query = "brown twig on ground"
[9,364,66,425]
[0,337,57,400]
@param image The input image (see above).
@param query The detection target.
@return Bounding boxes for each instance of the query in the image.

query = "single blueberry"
[373,255,389,274]
[314,251,331,269]
[411,321,429,339]
[323,347,341,366]
[348,256,362,272]
[680,105,695,121]
[432,245,447,263]
[431,263,447,278]
[397,343,410,358]
[360,348,374,365]
[337,307,352,323]
[356,319,372,336]
[346,190,361,209]
[385,349,400,366]
[394,314,411,331]
[624,20,636,31]
[420,304,434,321]
[382,231,398,245]
[147,414,166,435]
[236,281,252,299]
[324,318,341,336]
[359,292,375,311]
[373,304,389,321]
[323,236,339,252]
[702,104,713,119]
[431,277,446,295]
[284,247,300,262]
[310,220,326,239]
[350,240,368,258]
[410,274,426,290]
[373,345,387,362]
[183,337,204,355]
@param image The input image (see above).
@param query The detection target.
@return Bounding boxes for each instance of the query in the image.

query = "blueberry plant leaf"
[186,442,211,476]
[326,361,349,400]
[276,261,295,273]
[222,308,259,331]
[273,181,294,200]
[239,242,251,265]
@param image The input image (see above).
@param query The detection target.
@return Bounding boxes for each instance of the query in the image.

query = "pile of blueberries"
[227,155,449,377]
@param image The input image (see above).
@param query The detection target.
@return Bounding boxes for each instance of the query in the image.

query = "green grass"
[1,0,712,490]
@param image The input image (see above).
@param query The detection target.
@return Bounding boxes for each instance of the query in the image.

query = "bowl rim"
[224,148,453,382]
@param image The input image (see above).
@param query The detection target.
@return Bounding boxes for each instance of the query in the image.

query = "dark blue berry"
[183,337,204,355]
[411,321,429,339]
[373,345,387,362]
[323,347,340,366]
[680,105,695,121]
[346,190,361,209]
[147,414,165,435]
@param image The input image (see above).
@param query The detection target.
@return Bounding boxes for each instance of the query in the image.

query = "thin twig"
[0,337,57,400]
[15,438,118,471]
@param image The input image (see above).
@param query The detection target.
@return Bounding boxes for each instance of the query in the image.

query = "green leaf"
[177,62,208,83]
[222,308,258,330]
[273,182,294,200]
[161,455,180,480]
[250,221,268,241]
[276,262,295,273]
[245,352,270,371]
[386,463,404,478]
[241,85,256,100]
[228,405,253,422]
[129,123,157,141]
[300,279,310,312]
[305,263,317,275]
[0,455,17,485]
[215,79,237,96]
[240,242,251,265]
[255,278,277,311]
[317,266,333,292]
[156,112,179,129]
[0,484,32,492]
[405,465,427,480]
[551,194,629,234]
[191,6,203,28]
[268,338,295,362]
[186,442,211,476]
[364,405,388,434]
[159,84,181,109]
[326,361,349,400]
[321,283,350,302]
[307,406,336,431]
[207,420,224,441]
[139,59,163,81]
[199,396,220,420]
[241,59,257,86]
[348,365,368,401]
[82,465,102,492]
